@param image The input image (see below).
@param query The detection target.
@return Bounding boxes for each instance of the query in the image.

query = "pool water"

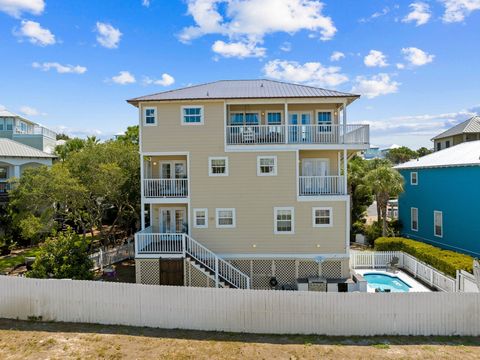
[363,273,411,292]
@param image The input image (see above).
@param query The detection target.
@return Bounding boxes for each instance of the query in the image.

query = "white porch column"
[140,154,145,230]
[13,165,20,179]
[343,149,348,194]
[342,100,347,144]
[284,101,289,144]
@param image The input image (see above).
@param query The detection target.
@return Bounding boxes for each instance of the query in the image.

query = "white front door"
[159,208,187,233]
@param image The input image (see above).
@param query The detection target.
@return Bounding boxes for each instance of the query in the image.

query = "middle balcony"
[143,155,189,199]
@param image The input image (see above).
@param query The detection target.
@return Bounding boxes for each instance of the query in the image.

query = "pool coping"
[354,269,431,293]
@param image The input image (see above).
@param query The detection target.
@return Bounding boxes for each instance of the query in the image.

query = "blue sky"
[0,0,479,148]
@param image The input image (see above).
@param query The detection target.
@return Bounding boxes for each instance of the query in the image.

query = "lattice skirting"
[135,259,160,285]
[229,258,350,290]
[184,260,224,288]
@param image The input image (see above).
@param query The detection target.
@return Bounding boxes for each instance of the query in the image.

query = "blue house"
[395,140,480,257]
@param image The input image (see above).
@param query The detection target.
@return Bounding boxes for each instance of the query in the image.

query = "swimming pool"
[363,273,412,292]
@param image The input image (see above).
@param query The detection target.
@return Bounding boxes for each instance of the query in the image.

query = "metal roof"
[0,138,56,158]
[0,109,21,118]
[395,140,480,170]
[127,79,359,105]
[432,116,480,140]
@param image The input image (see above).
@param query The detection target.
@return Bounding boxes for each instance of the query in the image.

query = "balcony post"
[343,149,348,195]
[140,155,145,230]
[284,102,289,144]
[342,100,347,144]
[215,257,219,288]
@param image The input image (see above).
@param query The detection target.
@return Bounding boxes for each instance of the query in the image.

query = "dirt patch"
[0,319,479,359]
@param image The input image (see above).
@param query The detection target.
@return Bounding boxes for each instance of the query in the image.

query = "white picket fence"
[350,250,457,292]
[1,276,480,336]
[89,242,134,270]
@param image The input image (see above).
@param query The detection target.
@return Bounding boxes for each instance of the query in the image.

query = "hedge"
[374,237,473,277]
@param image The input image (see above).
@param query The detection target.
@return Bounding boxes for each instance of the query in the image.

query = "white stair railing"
[135,228,250,289]
[184,234,250,289]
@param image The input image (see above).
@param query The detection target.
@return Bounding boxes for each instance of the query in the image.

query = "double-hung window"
[209,157,228,176]
[216,208,235,228]
[257,156,277,176]
[5,118,13,131]
[434,211,443,237]
[144,107,156,126]
[411,207,418,231]
[274,207,294,234]
[193,209,208,228]
[182,106,204,125]
[0,118,4,131]
[312,207,333,227]
[267,112,282,125]
[229,112,259,125]
[410,172,418,185]
[0,167,7,180]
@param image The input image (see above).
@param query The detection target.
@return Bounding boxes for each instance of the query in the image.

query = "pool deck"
[355,269,431,292]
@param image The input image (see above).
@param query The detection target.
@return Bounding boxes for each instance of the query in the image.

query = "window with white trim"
[143,107,156,125]
[274,207,294,234]
[411,207,418,231]
[193,208,208,228]
[216,208,235,228]
[267,112,282,125]
[434,211,443,237]
[257,156,277,176]
[410,172,418,185]
[182,106,204,125]
[209,157,228,176]
[312,207,332,227]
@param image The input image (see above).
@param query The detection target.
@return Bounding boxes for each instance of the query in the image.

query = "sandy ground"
[0,319,479,359]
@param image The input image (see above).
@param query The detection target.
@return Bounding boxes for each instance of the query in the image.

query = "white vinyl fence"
[89,242,134,270]
[457,270,480,293]
[1,276,480,336]
[350,250,457,292]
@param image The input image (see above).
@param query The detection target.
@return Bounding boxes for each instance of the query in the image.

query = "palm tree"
[365,166,404,237]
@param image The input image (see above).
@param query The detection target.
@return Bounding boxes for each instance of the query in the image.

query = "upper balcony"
[225,103,369,149]
[226,124,369,146]
[13,125,57,139]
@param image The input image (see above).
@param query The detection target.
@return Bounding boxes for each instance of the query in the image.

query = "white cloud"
[111,71,136,85]
[441,0,480,23]
[143,73,175,86]
[330,51,345,61]
[280,41,292,52]
[0,0,44,18]
[180,0,336,57]
[96,22,122,49]
[32,62,87,74]
[142,0,150,6]
[402,47,434,66]
[402,2,431,26]
[0,104,5,111]
[212,40,266,58]
[396,63,405,69]
[359,6,390,23]
[17,20,55,46]
[351,73,399,98]
[20,106,45,116]
[263,59,348,87]
[364,50,388,67]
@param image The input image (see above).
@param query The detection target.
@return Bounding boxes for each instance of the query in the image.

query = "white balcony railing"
[135,227,250,289]
[14,125,56,139]
[226,124,369,145]
[299,175,346,196]
[143,178,188,198]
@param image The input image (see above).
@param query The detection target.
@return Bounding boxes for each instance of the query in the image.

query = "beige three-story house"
[128,80,369,290]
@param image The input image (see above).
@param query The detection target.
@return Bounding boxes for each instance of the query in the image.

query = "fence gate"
[159,259,184,286]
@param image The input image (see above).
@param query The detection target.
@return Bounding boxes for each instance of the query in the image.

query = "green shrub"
[374,237,473,277]
[364,220,401,246]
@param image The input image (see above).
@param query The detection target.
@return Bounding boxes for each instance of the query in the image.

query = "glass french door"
[289,112,311,142]
[160,161,186,179]
[159,208,186,233]
[302,159,329,194]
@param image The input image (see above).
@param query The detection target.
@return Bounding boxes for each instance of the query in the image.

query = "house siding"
[398,166,480,257]
[141,101,348,256]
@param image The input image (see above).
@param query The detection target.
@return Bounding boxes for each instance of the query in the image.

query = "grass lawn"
[0,319,479,359]
[0,247,41,274]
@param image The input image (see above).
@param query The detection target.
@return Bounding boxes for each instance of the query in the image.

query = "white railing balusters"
[226,124,369,145]
[299,175,346,196]
[143,178,189,198]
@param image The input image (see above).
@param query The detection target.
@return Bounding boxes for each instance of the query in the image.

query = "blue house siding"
[398,166,480,257]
